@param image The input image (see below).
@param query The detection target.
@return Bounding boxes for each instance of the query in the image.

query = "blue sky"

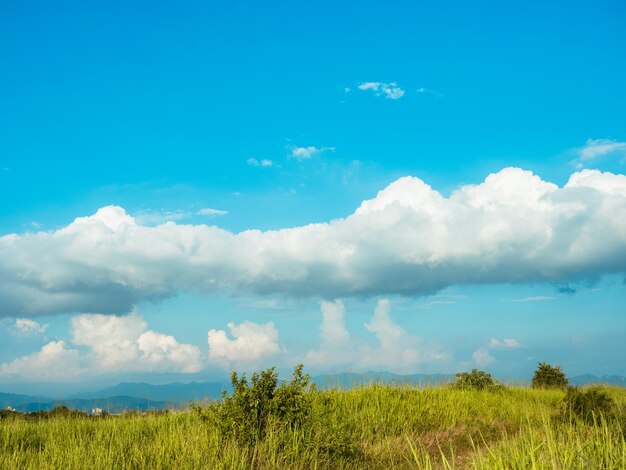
[1,0,625,394]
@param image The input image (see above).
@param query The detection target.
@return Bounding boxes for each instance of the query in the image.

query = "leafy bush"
[0,409,19,420]
[531,362,568,389]
[451,369,502,390]
[195,364,314,445]
[563,387,616,423]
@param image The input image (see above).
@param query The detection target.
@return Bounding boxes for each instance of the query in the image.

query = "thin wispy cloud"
[416,87,444,98]
[290,146,335,160]
[571,138,626,168]
[358,82,405,99]
[134,209,191,226]
[196,208,228,217]
[511,296,557,303]
[489,338,521,349]
[247,157,273,167]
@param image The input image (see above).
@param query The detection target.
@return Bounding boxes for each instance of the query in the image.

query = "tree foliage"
[531,362,568,389]
[194,364,314,445]
[452,369,502,390]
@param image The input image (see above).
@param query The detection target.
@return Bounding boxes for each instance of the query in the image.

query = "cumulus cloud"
[358,82,405,99]
[306,300,354,366]
[0,341,84,381]
[361,299,423,368]
[247,157,273,167]
[473,337,521,366]
[0,312,202,381]
[306,299,447,371]
[1,168,626,317]
[71,311,203,373]
[13,318,48,335]
[208,321,281,367]
[572,139,626,168]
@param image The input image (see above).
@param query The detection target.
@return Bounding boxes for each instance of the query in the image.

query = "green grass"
[1,384,624,469]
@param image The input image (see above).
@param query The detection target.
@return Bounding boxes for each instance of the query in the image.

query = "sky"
[1,0,625,395]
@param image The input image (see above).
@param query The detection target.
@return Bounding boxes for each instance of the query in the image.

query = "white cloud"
[290,146,335,160]
[70,311,203,373]
[0,341,84,381]
[13,318,48,335]
[488,338,521,348]
[472,347,495,367]
[319,300,350,345]
[247,157,273,167]
[0,312,202,381]
[511,296,556,302]
[1,168,626,317]
[208,321,281,367]
[361,299,422,368]
[306,299,447,371]
[196,208,228,217]
[306,300,355,366]
[473,337,521,366]
[571,139,626,168]
[134,210,191,226]
[358,82,405,99]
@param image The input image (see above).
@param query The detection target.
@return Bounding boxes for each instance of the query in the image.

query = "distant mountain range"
[569,374,626,387]
[68,380,230,402]
[1,392,168,413]
[2,372,623,414]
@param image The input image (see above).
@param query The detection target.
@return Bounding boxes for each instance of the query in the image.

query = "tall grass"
[1,384,624,469]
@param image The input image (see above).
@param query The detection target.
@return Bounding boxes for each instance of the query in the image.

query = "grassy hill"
[1,383,624,469]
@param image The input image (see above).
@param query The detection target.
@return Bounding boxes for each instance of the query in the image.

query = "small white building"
[91,407,103,416]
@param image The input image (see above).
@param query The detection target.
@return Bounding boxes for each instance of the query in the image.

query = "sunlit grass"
[1,384,624,469]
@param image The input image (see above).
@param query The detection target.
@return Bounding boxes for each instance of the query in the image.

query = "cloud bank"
[0,311,203,381]
[1,168,626,317]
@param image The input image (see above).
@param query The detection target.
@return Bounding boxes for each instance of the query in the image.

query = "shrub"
[452,369,502,390]
[531,362,568,389]
[0,409,19,420]
[195,364,314,445]
[563,387,616,423]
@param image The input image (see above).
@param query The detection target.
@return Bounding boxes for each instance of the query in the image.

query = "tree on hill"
[531,362,568,389]
[452,369,502,390]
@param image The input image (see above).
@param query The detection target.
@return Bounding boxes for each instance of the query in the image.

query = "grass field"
[1,384,625,469]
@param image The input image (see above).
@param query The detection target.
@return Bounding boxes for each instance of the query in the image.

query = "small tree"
[452,369,501,390]
[195,364,314,445]
[531,362,568,389]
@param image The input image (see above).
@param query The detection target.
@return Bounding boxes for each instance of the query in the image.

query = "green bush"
[563,387,616,423]
[195,364,314,445]
[531,362,568,389]
[451,369,502,390]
